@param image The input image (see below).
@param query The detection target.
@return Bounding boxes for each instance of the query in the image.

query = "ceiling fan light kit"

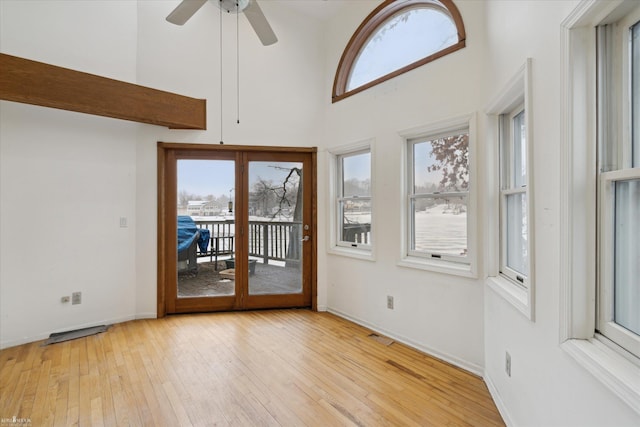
[218,0,250,13]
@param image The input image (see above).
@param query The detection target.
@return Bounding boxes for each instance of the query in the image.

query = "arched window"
[332,0,466,102]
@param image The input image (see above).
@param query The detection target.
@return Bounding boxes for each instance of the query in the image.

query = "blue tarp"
[177,216,210,253]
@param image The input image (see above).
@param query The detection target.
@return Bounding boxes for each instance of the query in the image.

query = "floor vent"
[368,333,394,346]
[43,325,110,346]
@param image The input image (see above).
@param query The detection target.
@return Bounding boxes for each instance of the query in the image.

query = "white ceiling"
[269,0,354,22]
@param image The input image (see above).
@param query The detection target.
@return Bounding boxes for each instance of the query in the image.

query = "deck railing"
[343,224,371,244]
[193,219,302,264]
[194,219,372,263]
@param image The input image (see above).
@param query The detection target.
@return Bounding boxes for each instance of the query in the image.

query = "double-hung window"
[406,126,470,265]
[500,106,529,287]
[562,0,640,410]
[335,148,372,251]
[486,59,534,319]
[597,15,640,359]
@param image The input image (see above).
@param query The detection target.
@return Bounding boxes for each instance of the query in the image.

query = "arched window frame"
[332,0,466,103]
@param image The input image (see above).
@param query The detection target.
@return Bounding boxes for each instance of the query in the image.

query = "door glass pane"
[614,179,640,335]
[411,195,468,257]
[248,161,303,295]
[177,159,235,298]
[506,192,528,276]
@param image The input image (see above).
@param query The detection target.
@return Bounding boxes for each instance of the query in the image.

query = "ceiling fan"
[166,0,278,46]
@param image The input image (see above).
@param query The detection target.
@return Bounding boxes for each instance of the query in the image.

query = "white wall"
[320,0,488,373]
[1,0,639,424]
[132,0,328,312]
[135,0,327,146]
[482,1,639,426]
[321,1,639,424]
[0,1,140,348]
[0,0,328,347]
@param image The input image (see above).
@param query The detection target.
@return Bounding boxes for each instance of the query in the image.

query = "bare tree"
[427,133,469,191]
[249,166,303,267]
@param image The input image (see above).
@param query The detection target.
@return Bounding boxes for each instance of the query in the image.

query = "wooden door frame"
[157,142,318,317]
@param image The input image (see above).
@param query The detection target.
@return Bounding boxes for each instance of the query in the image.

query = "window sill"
[327,246,375,262]
[486,275,533,320]
[397,256,475,279]
[562,338,640,415]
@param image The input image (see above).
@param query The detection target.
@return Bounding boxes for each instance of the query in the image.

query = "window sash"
[499,105,529,288]
[337,196,372,248]
[340,150,371,198]
[632,22,640,167]
[408,192,469,262]
[500,187,528,287]
[500,106,526,191]
[512,110,527,188]
[598,170,640,358]
[406,126,470,264]
[336,149,372,249]
[596,14,640,359]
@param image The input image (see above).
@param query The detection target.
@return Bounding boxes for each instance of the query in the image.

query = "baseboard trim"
[326,307,484,376]
[0,314,138,350]
[483,372,514,426]
[135,312,158,320]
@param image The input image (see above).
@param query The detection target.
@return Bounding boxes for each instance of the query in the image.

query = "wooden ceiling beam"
[0,53,206,130]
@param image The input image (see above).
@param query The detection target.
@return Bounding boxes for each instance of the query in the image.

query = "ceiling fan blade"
[243,0,278,46]
[166,0,208,26]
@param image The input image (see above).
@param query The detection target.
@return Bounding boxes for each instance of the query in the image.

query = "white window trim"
[560,0,640,415]
[398,113,478,279]
[327,139,375,261]
[485,58,535,321]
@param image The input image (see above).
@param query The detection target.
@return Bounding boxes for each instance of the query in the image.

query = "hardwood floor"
[0,310,504,426]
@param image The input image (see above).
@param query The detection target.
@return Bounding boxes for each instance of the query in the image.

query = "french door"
[157,144,316,315]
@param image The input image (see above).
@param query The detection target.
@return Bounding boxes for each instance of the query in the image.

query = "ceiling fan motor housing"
[218,0,250,14]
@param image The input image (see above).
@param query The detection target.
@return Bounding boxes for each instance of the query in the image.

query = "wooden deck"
[0,310,504,426]
[178,261,301,298]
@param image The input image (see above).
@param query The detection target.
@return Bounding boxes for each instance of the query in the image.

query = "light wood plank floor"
[0,310,504,426]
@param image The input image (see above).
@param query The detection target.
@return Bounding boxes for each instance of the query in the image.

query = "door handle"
[301,235,310,242]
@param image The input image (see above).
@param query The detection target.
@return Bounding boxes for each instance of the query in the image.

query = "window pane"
[342,152,371,197]
[412,195,467,257]
[341,199,372,244]
[633,22,639,167]
[513,110,527,187]
[413,132,469,193]
[506,192,528,276]
[347,7,457,91]
[614,179,640,335]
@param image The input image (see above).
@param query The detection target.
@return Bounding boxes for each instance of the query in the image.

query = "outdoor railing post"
[262,224,269,264]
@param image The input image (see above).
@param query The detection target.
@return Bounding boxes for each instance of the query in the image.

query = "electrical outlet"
[119,217,128,228]
[387,295,394,310]
[505,351,511,377]
[61,296,70,303]
[72,292,82,305]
